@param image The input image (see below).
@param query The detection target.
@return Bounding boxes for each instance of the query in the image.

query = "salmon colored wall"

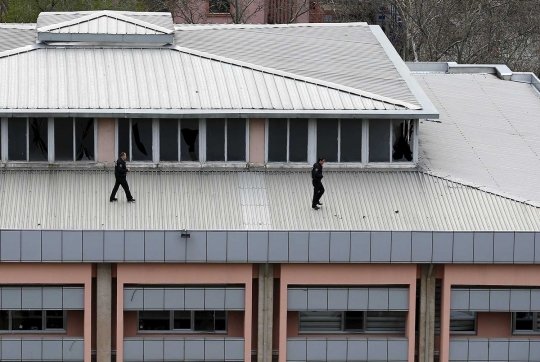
[273,278,280,350]
[252,279,258,350]
[67,310,85,337]
[97,118,115,163]
[249,118,265,164]
[112,278,117,350]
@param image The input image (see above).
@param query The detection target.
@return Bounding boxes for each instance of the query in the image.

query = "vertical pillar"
[278,277,287,362]
[439,266,451,362]
[249,118,265,166]
[97,264,112,362]
[84,270,92,362]
[407,275,417,362]
[258,264,274,362]
[245,274,253,362]
[97,118,116,164]
[116,276,124,362]
[419,265,436,362]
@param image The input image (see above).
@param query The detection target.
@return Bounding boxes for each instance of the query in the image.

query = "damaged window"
[75,118,95,161]
[206,119,246,162]
[369,119,415,163]
[180,119,200,161]
[159,119,200,162]
[29,117,48,161]
[392,120,414,162]
[138,310,227,333]
[131,119,153,161]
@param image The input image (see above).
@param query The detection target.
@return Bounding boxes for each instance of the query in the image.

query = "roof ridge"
[174,22,369,31]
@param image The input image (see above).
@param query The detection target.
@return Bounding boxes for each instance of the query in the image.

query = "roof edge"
[174,22,369,30]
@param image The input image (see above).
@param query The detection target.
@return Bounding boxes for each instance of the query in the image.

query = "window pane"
[392,120,414,162]
[75,118,95,161]
[366,311,406,333]
[29,117,48,161]
[340,119,362,162]
[118,120,129,159]
[206,119,225,161]
[450,311,476,332]
[54,118,74,161]
[12,310,43,331]
[8,118,27,161]
[180,119,199,161]
[289,119,308,162]
[299,311,341,332]
[173,310,191,330]
[194,311,217,331]
[0,311,8,330]
[515,312,534,331]
[268,118,287,162]
[209,0,229,13]
[139,311,170,331]
[369,120,390,162]
[317,119,338,162]
[344,311,364,331]
[45,310,64,329]
[215,311,226,331]
[131,118,153,161]
[227,119,246,161]
[160,119,178,161]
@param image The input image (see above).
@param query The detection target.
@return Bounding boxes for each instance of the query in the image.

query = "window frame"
[512,312,540,335]
[366,119,417,164]
[137,310,228,334]
[313,119,366,164]
[265,118,310,164]
[208,0,230,14]
[0,310,67,334]
[448,311,477,335]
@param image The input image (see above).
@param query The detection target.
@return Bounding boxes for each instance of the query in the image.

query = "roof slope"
[0,24,36,52]
[0,170,537,231]
[415,73,540,206]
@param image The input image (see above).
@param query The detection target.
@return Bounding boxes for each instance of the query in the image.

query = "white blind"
[366,311,406,333]
[299,311,341,332]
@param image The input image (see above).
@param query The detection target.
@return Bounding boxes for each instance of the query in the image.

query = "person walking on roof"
[312,157,325,210]
[110,152,136,203]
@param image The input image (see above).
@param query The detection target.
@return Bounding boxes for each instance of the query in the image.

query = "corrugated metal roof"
[415,73,540,206]
[0,25,36,52]
[0,46,414,111]
[174,23,420,107]
[0,170,537,231]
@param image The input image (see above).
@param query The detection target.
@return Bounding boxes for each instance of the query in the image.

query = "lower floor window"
[0,310,66,331]
[138,310,227,333]
[514,312,540,333]
[449,311,476,333]
[299,310,406,333]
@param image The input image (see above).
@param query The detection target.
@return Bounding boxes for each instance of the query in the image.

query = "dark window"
[450,311,476,333]
[118,120,130,159]
[289,119,308,162]
[12,310,43,331]
[369,120,390,162]
[209,0,229,14]
[180,119,199,162]
[194,311,217,331]
[344,311,364,331]
[299,311,342,332]
[206,119,225,161]
[131,119,153,161]
[299,310,406,333]
[0,310,65,331]
[392,120,414,162]
[514,312,537,332]
[366,311,406,333]
[160,119,179,161]
[139,311,170,331]
[8,118,27,161]
[45,310,64,329]
[317,119,338,162]
[173,310,191,330]
[29,117,48,161]
[227,119,246,161]
[0,311,8,330]
[340,119,362,162]
[75,118,94,161]
[54,118,74,161]
[138,310,227,333]
[268,118,288,162]
[215,310,226,331]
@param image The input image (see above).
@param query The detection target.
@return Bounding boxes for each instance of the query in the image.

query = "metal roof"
[0,170,537,231]
[0,24,36,52]
[415,73,540,206]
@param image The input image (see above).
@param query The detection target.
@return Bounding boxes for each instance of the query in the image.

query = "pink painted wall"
[97,118,115,163]
[173,0,266,24]
[249,118,265,164]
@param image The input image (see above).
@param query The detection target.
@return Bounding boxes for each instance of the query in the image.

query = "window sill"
[0,330,67,334]
[298,331,405,335]
[137,330,227,335]
[512,331,540,336]
[265,162,418,170]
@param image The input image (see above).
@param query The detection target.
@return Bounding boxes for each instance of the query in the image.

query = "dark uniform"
[311,162,324,208]
[110,158,134,202]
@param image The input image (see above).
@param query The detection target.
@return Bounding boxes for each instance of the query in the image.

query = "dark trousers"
[312,181,325,207]
[110,178,133,201]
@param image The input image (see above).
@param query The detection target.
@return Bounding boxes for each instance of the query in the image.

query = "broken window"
[209,0,230,14]
[268,118,308,163]
[29,117,48,161]
[369,119,390,162]
[131,119,153,161]
[392,120,414,162]
[159,119,200,162]
[75,118,94,161]
[206,119,246,162]
[8,118,26,161]
[180,119,199,161]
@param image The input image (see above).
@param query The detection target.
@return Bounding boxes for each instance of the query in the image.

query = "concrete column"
[258,264,274,362]
[97,118,116,164]
[419,265,436,362]
[96,264,112,362]
[249,118,265,166]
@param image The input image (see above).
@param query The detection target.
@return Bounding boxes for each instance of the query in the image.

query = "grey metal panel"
[82,230,102,262]
[125,231,145,262]
[510,289,531,311]
[371,232,391,262]
[287,339,307,361]
[509,339,530,361]
[453,232,474,263]
[63,339,84,361]
[329,232,350,262]
[433,232,453,263]
[184,339,205,361]
[145,231,165,262]
[514,233,535,263]
[473,232,494,263]
[387,339,408,360]
[42,339,63,360]
[289,232,309,263]
[493,232,514,263]
[388,289,409,311]
[347,338,367,360]
[227,232,248,262]
[348,288,369,310]
[164,288,185,310]
[307,289,328,310]
[124,289,144,310]
[468,339,488,361]
[124,339,144,361]
[42,231,62,261]
[536,233,540,264]
[205,231,228,262]
[63,287,84,310]
[205,289,226,310]
[63,230,83,262]
[368,288,389,310]
[268,231,288,263]
[2,339,22,360]
[22,287,42,309]
[530,340,540,361]
[247,232,269,263]
[2,287,22,309]
[104,231,124,262]
[1,230,21,261]
[350,232,370,262]
[144,339,164,361]
[449,339,469,361]
[531,290,540,311]
[144,288,165,310]
[43,287,63,310]
[327,289,348,311]
[164,339,184,361]
[309,232,330,263]
[469,290,490,311]
[412,231,433,262]
[185,231,207,262]
[22,339,42,360]
[307,339,327,361]
[489,290,510,312]
[368,339,388,360]
[185,288,205,310]
[451,289,470,311]
[225,288,245,310]
[164,231,186,262]
[488,339,509,361]
[205,339,225,360]
[21,230,42,261]
[391,231,412,262]
[225,339,244,360]
[288,289,308,310]
[327,339,347,361]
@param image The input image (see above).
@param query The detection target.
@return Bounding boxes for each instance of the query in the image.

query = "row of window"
[138,310,226,333]
[0,310,65,332]
[0,118,416,164]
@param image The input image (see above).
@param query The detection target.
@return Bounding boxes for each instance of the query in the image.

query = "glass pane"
[118,120,130,160]
[206,119,225,161]
[227,119,246,161]
[180,119,199,161]
[268,118,287,162]
[340,119,362,162]
[160,119,179,161]
[392,120,414,162]
[139,311,170,331]
[173,310,191,330]
[215,311,226,331]
[8,118,27,161]
[366,311,406,333]
[194,311,216,331]
[54,118,74,161]
[209,0,229,13]
[344,311,364,331]
[29,117,48,161]
[75,118,95,161]
[450,311,476,332]
[131,118,153,161]
[45,310,64,329]
[0,311,8,330]
[299,311,342,332]
[317,119,338,162]
[289,119,308,162]
[515,312,534,330]
[12,310,43,331]
[369,120,390,162]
